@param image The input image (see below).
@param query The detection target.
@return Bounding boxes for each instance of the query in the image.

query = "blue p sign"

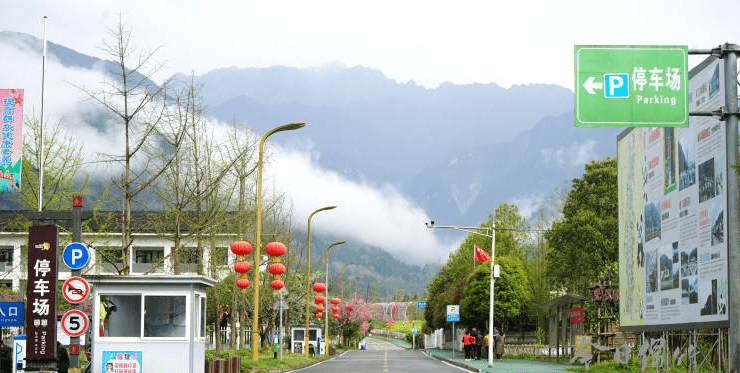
[62,242,90,270]
[604,73,629,98]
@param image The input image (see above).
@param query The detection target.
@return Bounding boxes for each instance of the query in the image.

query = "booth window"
[96,247,126,273]
[0,246,12,272]
[100,295,141,337]
[200,296,206,338]
[181,247,200,273]
[144,295,187,338]
[134,247,164,274]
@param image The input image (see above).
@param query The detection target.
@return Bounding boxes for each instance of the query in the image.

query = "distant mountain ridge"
[188,64,619,226]
[188,64,575,191]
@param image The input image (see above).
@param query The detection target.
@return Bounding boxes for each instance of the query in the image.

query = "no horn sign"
[62,277,89,304]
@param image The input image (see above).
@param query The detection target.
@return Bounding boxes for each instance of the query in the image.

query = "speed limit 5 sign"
[62,309,88,337]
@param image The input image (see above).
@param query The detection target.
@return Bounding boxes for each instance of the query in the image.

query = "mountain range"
[0,31,623,299]
[183,64,621,226]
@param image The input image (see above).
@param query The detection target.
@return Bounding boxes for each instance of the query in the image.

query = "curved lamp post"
[425,221,496,368]
[251,122,305,362]
[340,262,356,299]
[324,241,346,354]
[304,205,336,357]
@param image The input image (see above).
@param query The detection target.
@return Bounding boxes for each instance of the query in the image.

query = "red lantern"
[270,279,284,291]
[316,305,325,313]
[312,282,326,293]
[236,278,250,289]
[345,304,352,311]
[267,263,286,276]
[332,313,339,320]
[331,306,339,313]
[314,295,325,305]
[316,313,323,319]
[230,241,252,256]
[234,261,252,274]
[265,241,287,257]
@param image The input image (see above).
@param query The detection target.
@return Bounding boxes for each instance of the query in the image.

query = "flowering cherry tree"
[338,296,374,337]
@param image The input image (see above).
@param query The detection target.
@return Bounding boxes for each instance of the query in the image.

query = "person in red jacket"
[462,330,472,361]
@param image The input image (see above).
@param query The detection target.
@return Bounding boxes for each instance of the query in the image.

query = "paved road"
[291,338,470,373]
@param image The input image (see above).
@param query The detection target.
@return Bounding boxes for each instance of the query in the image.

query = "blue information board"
[0,301,23,327]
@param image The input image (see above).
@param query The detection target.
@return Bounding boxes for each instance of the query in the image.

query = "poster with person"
[102,351,142,373]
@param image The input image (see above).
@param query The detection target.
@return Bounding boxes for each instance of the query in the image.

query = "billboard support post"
[723,43,740,373]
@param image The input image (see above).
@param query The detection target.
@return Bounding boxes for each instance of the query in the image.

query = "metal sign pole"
[723,43,740,373]
[279,290,283,361]
[69,197,82,372]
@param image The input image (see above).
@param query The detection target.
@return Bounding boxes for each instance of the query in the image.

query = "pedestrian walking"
[494,327,505,360]
[56,341,69,373]
[483,331,489,360]
[469,328,478,360]
[0,341,12,373]
[471,327,481,360]
[462,330,472,361]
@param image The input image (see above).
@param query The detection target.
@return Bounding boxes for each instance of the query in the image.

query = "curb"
[423,350,479,372]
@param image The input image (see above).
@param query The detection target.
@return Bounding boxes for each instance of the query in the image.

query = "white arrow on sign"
[583,76,603,95]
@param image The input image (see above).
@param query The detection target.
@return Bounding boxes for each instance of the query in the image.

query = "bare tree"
[149,78,251,275]
[76,15,182,274]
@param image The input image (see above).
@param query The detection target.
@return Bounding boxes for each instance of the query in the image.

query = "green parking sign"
[574,45,689,127]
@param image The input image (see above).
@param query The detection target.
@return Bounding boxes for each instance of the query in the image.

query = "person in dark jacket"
[0,341,12,373]
[57,342,69,373]
[472,328,482,360]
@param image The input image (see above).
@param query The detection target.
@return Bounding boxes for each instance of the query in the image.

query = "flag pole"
[38,16,48,212]
[488,223,495,368]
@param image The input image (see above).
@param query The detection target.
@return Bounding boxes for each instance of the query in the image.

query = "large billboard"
[618,56,729,331]
[0,89,23,191]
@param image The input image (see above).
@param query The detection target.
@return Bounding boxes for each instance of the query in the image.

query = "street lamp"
[305,205,336,357]
[252,122,305,362]
[324,241,347,354]
[425,221,497,368]
[340,262,357,299]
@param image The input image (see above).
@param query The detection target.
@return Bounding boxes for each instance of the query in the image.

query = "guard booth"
[290,325,322,355]
[89,275,215,373]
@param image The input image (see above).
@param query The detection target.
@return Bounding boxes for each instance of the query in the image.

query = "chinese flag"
[474,245,491,263]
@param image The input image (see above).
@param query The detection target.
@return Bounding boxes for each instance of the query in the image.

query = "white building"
[0,213,238,291]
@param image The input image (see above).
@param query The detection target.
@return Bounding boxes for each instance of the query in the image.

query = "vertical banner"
[0,89,23,191]
[25,225,58,361]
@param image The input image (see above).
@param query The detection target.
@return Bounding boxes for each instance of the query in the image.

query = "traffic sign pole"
[70,197,83,372]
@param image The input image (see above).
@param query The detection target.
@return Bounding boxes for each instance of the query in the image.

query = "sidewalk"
[425,348,572,373]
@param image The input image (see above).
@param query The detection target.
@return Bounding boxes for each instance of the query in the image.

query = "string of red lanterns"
[313,283,326,319]
[266,241,287,293]
[330,298,340,320]
[231,241,253,293]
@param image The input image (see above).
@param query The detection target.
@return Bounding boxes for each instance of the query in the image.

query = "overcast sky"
[3,1,740,264]
[4,0,739,90]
